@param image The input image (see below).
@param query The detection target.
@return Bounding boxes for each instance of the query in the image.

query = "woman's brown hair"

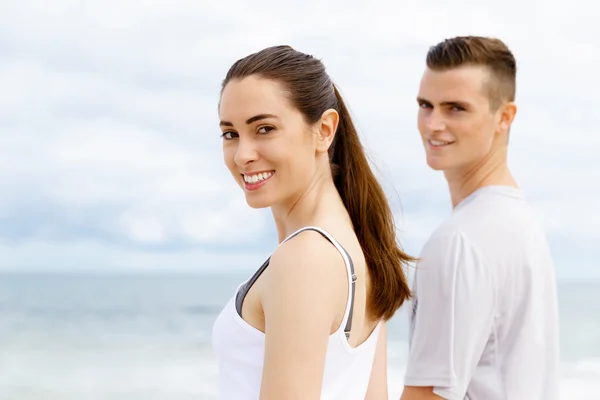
[221,45,414,320]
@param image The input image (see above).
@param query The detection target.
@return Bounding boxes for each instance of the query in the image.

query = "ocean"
[0,272,599,400]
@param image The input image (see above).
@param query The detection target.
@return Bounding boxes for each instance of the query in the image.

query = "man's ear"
[497,101,517,135]
[315,109,339,154]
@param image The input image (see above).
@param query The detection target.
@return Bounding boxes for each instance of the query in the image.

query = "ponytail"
[221,45,414,320]
[330,85,414,321]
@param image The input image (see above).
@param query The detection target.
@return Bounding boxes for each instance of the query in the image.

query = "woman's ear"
[315,109,339,154]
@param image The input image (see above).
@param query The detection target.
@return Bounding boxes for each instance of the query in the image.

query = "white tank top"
[212,226,382,399]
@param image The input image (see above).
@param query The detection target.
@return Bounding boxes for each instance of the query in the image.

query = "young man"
[400,36,560,400]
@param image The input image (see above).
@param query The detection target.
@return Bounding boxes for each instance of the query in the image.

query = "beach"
[1,272,599,399]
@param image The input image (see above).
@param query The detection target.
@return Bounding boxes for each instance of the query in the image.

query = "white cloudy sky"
[0,0,597,279]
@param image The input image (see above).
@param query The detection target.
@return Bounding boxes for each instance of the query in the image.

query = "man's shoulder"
[419,220,477,267]
[420,188,552,273]
[424,212,469,247]
[436,190,538,246]
[454,186,534,226]
[418,208,494,268]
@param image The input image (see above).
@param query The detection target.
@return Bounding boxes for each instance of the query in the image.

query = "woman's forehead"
[219,77,294,122]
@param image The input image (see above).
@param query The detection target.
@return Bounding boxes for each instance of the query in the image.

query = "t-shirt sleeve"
[404,229,495,400]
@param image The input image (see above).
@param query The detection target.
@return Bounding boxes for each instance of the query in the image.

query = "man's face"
[416,65,508,173]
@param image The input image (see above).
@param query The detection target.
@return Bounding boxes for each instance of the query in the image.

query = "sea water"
[0,272,599,399]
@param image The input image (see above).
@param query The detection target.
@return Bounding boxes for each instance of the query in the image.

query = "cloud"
[0,0,596,278]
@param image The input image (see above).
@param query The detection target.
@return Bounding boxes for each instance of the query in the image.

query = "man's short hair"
[426,36,517,110]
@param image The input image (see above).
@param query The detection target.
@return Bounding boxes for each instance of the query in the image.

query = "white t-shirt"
[404,186,560,400]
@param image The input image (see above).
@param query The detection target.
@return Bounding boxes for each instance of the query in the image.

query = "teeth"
[430,140,451,146]
[243,171,273,184]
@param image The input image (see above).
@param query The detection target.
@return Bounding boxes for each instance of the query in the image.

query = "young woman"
[212,45,414,399]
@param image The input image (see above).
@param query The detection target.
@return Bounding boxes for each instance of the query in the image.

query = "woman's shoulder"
[271,227,348,277]
[261,227,350,311]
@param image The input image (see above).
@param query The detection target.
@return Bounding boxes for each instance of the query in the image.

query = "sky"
[0,0,598,279]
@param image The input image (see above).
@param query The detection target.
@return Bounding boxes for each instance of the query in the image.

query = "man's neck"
[444,145,518,209]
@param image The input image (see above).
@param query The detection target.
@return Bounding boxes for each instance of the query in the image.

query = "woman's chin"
[244,194,273,209]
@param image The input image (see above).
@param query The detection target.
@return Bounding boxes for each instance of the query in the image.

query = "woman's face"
[219,75,320,209]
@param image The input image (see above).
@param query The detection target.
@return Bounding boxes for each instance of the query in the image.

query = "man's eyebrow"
[440,100,471,108]
[416,98,471,108]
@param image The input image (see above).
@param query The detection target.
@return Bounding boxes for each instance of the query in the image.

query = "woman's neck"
[272,174,346,243]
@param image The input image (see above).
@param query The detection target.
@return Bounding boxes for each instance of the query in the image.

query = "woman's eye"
[257,126,274,134]
[221,131,238,140]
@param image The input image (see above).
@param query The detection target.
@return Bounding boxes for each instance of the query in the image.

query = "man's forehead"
[418,66,490,102]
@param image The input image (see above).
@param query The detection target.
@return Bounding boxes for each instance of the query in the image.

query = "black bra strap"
[234,227,357,340]
[235,257,270,317]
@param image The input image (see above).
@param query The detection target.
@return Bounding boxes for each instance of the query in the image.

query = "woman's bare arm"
[365,322,389,400]
[259,231,349,400]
